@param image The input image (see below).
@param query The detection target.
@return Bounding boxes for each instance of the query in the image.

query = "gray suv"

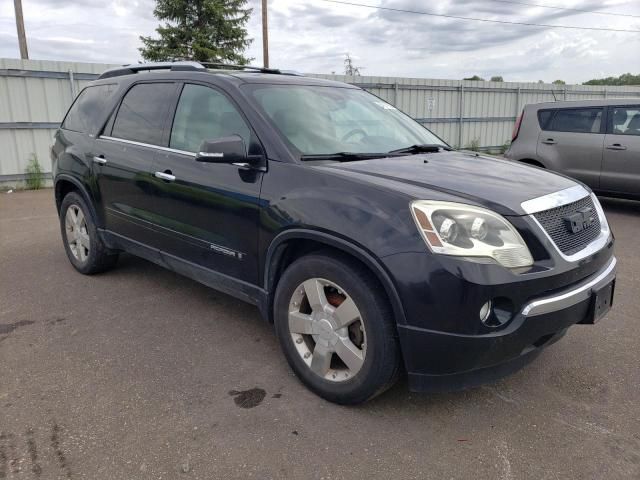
[506,100,640,199]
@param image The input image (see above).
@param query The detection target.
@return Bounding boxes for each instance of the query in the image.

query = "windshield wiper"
[388,144,452,155]
[300,152,391,161]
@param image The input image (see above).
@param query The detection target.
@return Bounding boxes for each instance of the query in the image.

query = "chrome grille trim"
[533,196,601,255]
[525,191,611,262]
[521,185,590,215]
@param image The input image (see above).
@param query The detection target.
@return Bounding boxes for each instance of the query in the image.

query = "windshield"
[246,84,448,157]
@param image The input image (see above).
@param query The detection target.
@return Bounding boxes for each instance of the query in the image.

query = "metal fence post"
[516,87,521,116]
[68,69,76,98]
[394,82,399,106]
[458,84,464,149]
[604,89,608,99]
[563,86,567,101]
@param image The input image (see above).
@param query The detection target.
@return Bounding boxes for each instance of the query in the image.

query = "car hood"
[316,151,579,216]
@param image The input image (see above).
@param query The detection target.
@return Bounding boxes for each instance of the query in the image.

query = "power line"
[489,0,640,19]
[316,0,640,33]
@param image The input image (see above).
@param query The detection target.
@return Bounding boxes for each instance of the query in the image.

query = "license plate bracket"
[586,280,615,324]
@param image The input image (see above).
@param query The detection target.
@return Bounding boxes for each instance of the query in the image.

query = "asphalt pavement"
[1,189,639,479]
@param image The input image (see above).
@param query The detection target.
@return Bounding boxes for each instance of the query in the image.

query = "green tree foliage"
[463,75,485,81]
[490,76,504,82]
[139,0,252,64]
[583,73,640,86]
[552,79,566,85]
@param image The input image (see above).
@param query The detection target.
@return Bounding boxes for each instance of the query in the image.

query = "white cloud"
[0,0,638,83]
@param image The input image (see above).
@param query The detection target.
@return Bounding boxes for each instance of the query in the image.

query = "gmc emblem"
[564,207,595,234]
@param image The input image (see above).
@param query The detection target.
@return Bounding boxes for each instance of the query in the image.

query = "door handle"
[606,144,627,151]
[154,171,176,182]
[542,139,557,145]
[93,155,107,165]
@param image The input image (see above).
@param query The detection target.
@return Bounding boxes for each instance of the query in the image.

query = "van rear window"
[62,84,117,134]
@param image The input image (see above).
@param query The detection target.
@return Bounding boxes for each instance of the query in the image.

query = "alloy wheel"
[288,278,367,382]
[65,204,90,262]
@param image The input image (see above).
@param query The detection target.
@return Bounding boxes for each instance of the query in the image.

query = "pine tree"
[139,0,253,64]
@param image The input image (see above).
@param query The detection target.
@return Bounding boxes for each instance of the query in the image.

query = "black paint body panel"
[52,69,615,392]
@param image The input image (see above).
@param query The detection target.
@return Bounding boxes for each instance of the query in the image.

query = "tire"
[59,191,118,274]
[274,251,401,405]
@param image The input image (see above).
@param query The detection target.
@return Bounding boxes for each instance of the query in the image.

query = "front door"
[148,82,264,285]
[93,81,178,246]
[601,105,640,196]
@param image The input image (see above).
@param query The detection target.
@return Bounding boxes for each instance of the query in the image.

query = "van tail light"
[512,111,524,142]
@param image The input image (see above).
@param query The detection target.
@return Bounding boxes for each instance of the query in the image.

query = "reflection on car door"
[148,82,264,286]
[536,107,605,189]
[94,82,178,246]
[601,105,640,196]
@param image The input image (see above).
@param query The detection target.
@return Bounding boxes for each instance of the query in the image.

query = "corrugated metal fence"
[316,74,640,151]
[0,59,118,186]
[2,58,640,187]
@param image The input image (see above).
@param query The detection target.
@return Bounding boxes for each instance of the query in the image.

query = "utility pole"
[261,0,269,68]
[14,0,29,59]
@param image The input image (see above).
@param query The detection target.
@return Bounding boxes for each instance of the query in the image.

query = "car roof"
[221,71,356,88]
[526,98,640,109]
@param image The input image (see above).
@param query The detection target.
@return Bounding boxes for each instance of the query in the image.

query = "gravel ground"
[1,189,639,480]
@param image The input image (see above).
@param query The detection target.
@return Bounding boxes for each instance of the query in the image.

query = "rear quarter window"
[537,110,554,130]
[62,84,117,134]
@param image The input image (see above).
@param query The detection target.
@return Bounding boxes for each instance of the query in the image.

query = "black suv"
[52,62,616,404]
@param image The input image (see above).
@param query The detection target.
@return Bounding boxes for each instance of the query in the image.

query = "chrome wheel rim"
[65,204,90,262]
[288,278,366,382]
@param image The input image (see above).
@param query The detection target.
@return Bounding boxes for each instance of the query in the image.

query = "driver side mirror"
[196,135,247,163]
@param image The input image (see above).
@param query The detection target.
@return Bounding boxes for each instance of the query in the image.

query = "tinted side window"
[537,110,554,130]
[112,83,175,145]
[62,84,117,134]
[611,107,640,136]
[170,84,251,153]
[549,108,602,134]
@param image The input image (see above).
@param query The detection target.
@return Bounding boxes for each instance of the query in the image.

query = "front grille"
[534,195,601,256]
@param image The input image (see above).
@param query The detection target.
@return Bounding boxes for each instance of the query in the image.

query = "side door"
[147,82,264,285]
[601,105,640,195]
[536,107,605,189]
[93,82,179,246]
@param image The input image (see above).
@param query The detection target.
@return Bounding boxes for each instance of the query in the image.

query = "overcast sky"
[0,0,638,83]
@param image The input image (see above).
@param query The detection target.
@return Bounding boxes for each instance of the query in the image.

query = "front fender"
[263,228,408,326]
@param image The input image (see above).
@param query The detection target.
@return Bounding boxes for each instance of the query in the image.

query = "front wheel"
[274,252,401,404]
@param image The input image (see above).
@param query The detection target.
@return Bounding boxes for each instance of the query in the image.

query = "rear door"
[601,105,640,195]
[146,82,264,284]
[93,82,179,245]
[536,107,605,189]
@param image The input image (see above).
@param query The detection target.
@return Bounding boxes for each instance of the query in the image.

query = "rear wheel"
[274,252,401,404]
[60,192,118,274]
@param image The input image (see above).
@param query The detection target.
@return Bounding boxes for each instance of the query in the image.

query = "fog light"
[479,300,492,323]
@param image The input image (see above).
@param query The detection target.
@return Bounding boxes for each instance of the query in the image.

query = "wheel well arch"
[518,158,545,168]
[54,178,78,212]
[263,230,407,327]
[54,175,99,224]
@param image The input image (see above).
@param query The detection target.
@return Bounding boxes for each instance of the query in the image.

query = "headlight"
[410,200,534,268]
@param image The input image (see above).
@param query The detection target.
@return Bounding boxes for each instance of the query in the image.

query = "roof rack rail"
[200,63,283,74]
[97,60,303,80]
[98,61,206,80]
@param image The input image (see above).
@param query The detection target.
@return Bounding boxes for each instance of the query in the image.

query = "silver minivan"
[505,99,640,198]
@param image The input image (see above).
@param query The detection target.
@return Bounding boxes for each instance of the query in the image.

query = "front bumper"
[397,256,616,392]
